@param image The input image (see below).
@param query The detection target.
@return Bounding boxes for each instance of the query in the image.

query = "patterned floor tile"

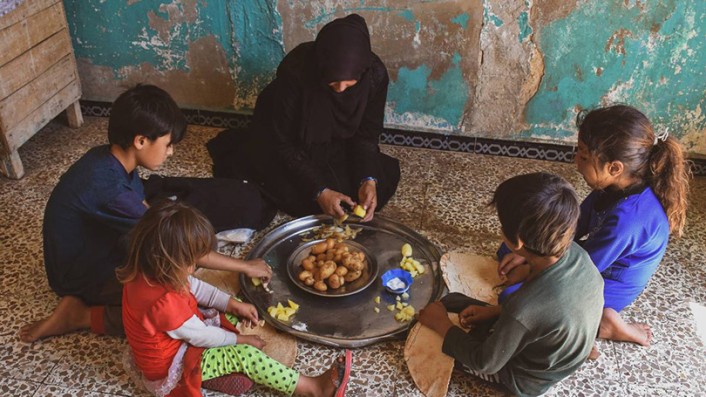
[0,378,40,396]
[1,117,705,396]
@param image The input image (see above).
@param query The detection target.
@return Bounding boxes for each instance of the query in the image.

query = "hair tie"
[654,128,669,145]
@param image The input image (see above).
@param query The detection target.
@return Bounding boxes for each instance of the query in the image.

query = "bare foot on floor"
[588,345,600,360]
[599,308,653,347]
[19,296,90,343]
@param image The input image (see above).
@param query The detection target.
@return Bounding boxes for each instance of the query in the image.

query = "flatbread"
[404,314,463,397]
[194,269,297,367]
[194,268,242,296]
[440,252,503,306]
[239,322,298,367]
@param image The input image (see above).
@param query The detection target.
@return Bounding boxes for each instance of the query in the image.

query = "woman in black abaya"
[208,14,400,221]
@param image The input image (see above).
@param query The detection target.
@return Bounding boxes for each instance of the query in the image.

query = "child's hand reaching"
[498,252,527,279]
[242,259,273,283]
[238,334,266,350]
[459,305,501,328]
[227,300,259,328]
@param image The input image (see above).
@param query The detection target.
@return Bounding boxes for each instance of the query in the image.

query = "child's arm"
[189,276,231,311]
[197,251,273,282]
[167,316,238,348]
[417,301,454,337]
[442,312,528,374]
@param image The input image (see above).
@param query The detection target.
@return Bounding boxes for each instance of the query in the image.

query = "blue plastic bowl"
[381,268,414,294]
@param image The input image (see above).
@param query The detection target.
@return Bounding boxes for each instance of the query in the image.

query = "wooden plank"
[0,55,76,133]
[1,79,81,153]
[0,0,59,30]
[0,149,24,179]
[0,29,72,100]
[66,100,83,128]
[0,2,65,67]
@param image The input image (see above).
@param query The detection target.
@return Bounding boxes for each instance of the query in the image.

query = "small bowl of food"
[381,268,413,294]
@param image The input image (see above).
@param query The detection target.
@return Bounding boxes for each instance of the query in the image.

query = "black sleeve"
[348,57,389,184]
[258,78,328,197]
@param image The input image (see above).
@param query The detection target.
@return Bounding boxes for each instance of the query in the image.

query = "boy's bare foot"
[588,345,600,360]
[19,296,90,342]
[598,308,653,346]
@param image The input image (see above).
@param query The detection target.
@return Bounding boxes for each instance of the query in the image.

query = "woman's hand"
[498,252,527,278]
[317,188,355,218]
[459,305,501,328]
[242,259,273,283]
[238,334,265,350]
[357,180,377,222]
[417,301,453,337]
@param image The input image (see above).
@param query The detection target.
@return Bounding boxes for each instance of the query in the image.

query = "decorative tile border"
[79,101,706,176]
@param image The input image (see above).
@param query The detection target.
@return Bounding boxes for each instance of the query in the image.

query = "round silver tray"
[240,215,443,348]
[287,239,378,297]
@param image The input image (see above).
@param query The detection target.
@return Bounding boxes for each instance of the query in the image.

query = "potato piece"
[328,274,345,289]
[298,270,313,281]
[401,243,413,258]
[325,251,335,261]
[326,238,336,250]
[335,266,348,276]
[311,241,328,255]
[304,277,315,286]
[353,204,366,218]
[316,253,327,262]
[317,260,337,280]
[301,258,315,271]
[314,281,328,291]
[344,270,362,282]
[251,277,262,286]
[347,260,364,272]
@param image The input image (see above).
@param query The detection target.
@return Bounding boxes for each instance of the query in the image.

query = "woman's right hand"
[317,188,355,218]
[498,252,527,279]
[238,334,266,350]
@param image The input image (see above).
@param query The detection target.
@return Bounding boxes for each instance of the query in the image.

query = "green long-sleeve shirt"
[442,242,604,396]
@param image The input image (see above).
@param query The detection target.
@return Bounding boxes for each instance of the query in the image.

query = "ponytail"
[649,136,691,237]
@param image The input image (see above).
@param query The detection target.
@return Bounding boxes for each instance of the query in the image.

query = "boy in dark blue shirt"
[20,85,273,342]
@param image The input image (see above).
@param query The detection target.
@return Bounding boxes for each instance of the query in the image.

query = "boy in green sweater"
[418,172,604,396]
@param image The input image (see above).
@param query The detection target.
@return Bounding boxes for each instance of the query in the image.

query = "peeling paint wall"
[64,0,706,156]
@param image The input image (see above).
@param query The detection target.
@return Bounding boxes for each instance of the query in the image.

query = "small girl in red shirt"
[117,200,350,397]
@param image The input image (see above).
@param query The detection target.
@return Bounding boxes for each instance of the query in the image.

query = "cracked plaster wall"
[64,0,706,156]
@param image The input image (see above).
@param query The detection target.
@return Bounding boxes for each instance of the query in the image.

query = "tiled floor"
[1,117,705,396]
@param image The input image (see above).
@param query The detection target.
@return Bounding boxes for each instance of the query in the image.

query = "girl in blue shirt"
[498,105,690,357]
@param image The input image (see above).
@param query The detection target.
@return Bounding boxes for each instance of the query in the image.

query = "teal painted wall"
[63,0,706,156]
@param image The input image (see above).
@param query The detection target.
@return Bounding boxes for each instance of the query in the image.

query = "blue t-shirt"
[43,145,147,296]
[575,187,669,311]
[498,186,669,312]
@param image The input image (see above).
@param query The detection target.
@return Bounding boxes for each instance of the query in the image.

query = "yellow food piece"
[401,243,413,258]
[387,304,396,311]
[267,300,300,323]
[395,295,401,301]
[353,205,366,218]
[396,301,404,310]
[374,296,381,304]
[401,292,410,300]
[251,277,262,286]
[338,213,349,223]
[394,305,416,322]
[374,307,380,313]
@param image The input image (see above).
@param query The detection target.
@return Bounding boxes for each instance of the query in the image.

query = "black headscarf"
[277,14,375,143]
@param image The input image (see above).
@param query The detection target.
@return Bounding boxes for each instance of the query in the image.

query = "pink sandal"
[333,349,352,397]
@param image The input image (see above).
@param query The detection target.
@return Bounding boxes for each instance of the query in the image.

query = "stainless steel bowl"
[287,239,379,297]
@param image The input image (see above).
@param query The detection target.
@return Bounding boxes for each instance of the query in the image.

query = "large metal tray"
[240,215,444,348]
